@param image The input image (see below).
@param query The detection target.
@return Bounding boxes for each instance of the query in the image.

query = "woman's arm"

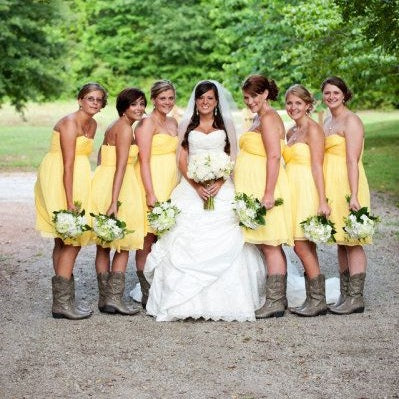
[59,119,78,211]
[135,118,157,207]
[260,113,281,209]
[345,113,364,211]
[308,124,330,216]
[107,125,132,216]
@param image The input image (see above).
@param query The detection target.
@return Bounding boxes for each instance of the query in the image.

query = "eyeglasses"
[84,96,103,104]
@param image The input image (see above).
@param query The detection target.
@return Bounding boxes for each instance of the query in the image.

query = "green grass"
[0,103,398,199]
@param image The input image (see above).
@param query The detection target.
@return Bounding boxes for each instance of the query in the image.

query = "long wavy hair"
[181,81,230,154]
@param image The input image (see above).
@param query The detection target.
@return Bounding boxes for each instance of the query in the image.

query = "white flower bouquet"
[187,152,234,210]
[343,208,380,242]
[147,200,180,236]
[300,215,336,244]
[52,201,91,242]
[90,202,133,246]
[233,192,283,229]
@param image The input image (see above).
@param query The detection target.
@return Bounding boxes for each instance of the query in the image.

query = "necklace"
[82,121,91,137]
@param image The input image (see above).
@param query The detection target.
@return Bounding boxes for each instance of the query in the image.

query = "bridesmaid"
[234,74,293,318]
[35,82,107,320]
[283,84,330,317]
[134,80,179,308]
[91,88,147,316]
[322,76,370,315]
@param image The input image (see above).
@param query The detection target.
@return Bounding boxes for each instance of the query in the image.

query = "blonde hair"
[150,80,175,99]
[285,84,315,113]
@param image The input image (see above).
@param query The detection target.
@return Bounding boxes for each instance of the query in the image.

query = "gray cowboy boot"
[103,272,139,315]
[290,272,310,312]
[52,275,92,320]
[97,272,109,312]
[255,274,286,319]
[290,274,328,317]
[328,269,350,311]
[71,274,92,315]
[329,273,366,315]
[136,270,150,309]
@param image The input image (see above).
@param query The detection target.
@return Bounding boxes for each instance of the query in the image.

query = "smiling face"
[195,89,218,116]
[152,89,175,115]
[124,97,146,123]
[242,89,268,114]
[78,90,104,115]
[285,93,309,121]
[322,83,345,111]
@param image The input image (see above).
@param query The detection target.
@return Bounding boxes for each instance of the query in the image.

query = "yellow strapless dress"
[90,145,146,251]
[135,133,178,234]
[34,131,93,246]
[283,143,319,240]
[324,134,371,245]
[234,132,293,246]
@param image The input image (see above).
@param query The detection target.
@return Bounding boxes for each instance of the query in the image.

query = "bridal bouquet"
[300,215,336,244]
[52,201,91,242]
[187,152,234,210]
[147,200,180,236]
[233,192,283,229]
[90,202,133,245]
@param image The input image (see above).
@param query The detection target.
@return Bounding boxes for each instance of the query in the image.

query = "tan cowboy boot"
[255,274,286,319]
[52,275,92,320]
[103,272,139,315]
[290,272,310,312]
[97,272,109,312]
[71,274,92,315]
[329,273,366,315]
[137,270,150,309]
[290,274,328,317]
[328,269,349,311]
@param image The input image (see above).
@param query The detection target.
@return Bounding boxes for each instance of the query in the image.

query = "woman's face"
[125,97,146,122]
[195,89,218,116]
[285,93,309,121]
[79,90,105,115]
[153,89,175,114]
[242,89,267,114]
[322,84,345,110]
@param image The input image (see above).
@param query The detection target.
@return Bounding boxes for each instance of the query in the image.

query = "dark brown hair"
[77,83,108,108]
[242,74,279,101]
[116,88,147,116]
[181,81,230,154]
[321,76,352,103]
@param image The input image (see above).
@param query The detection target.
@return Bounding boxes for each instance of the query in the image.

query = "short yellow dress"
[34,131,92,246]
[90,144,146,251]
[324,134,371,245]
[234,132,293,246]
[283,143,319,240]
[135,133,179,234]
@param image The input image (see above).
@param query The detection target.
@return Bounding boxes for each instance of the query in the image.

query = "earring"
[214,108,218,116]
[196,109,198,116]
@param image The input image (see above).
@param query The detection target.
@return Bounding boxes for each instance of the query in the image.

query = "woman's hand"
[262,193,275,210]
[194,182,210,201]
[106,202,118,217]
[318,200,331,217]
[67,202,77,212]
[146,193,157,208]
[207,179,224,197]
[349,195,361,211]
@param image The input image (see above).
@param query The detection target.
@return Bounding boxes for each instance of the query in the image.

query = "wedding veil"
[177,80,240,160]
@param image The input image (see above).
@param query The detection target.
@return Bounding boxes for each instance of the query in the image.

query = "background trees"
[1,0,398,109]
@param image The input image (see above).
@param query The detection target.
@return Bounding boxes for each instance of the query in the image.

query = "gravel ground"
[0,173,398,399]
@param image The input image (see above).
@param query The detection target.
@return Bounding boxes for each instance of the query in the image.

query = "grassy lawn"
[0,102,398,199]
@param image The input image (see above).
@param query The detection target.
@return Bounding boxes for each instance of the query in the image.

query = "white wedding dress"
[142,130,340,322]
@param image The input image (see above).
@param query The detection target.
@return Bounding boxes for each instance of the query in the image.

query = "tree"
[0,0,67,111]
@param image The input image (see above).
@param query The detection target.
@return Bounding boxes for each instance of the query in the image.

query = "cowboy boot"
[103,272,139,315]
[290,274,328,317]
[328,269,349,311]
[52,275,92,320]
[289,272,310,312]
[137,270,150,309]
[97,272,109,313]
[329,273,366,315]
[255,274,286,319]
[71,274,92,315]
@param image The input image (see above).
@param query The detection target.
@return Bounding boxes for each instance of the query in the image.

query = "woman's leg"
[293,240,320,279]
[52,238,64,274]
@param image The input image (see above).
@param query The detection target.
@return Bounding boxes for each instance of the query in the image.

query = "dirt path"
[0,173,398,399]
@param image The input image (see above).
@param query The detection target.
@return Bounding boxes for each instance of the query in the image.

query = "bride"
[142,80,339,322]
